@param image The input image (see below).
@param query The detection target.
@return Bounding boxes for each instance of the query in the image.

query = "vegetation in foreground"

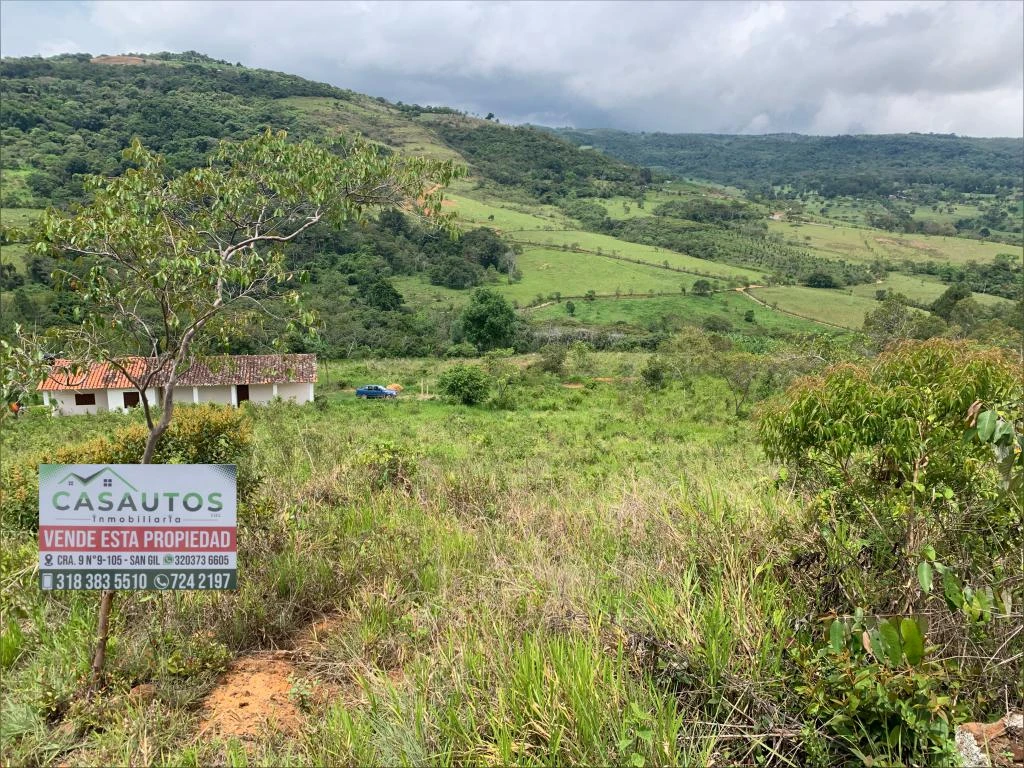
[1,340,1020,766]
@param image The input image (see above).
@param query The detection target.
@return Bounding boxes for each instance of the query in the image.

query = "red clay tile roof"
[38,354,317,391]
[38,358,149,391]
[174,354,317,386]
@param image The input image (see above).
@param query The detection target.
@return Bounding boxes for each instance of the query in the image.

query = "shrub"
[437,365,491,405]
[796,614,965,767]
[444,341,478,358]
[702,315,733,333]
[537,344,567,375]
[804,271,839,288]
[357,440,417,492]
[640,356,669,390]
[759,340,1022,611]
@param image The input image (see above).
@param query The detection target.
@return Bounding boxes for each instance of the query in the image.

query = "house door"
[123,391,140,408]
[236,385,250,403]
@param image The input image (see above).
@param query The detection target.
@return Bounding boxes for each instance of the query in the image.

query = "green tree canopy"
[459,288,517,351]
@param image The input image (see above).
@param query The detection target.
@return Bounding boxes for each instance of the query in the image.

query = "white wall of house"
[171,386,195,404]
[197,385,233,405]
[245,384,275,403]
[47,381,314,416]
[48,389,108,415]
[275,382,314,404]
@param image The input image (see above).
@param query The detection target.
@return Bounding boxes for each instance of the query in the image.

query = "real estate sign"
[38,464,237,590]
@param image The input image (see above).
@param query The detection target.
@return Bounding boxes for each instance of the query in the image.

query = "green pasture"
[747,285,891,329]
[530,290,829,335]
[447,193,573,231]
[848,272,1013,308]
[505,229,762,282]
[769,220,1022,266]
[395,247,712,308]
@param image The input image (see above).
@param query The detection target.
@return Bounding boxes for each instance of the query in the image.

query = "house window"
[236,385,250,403]
[74,393,96,406]
[123,391,140,408]
[103,478,112,488]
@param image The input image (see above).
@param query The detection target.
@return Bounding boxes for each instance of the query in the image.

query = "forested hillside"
[552,129,1024,243]
[551,129,1023,196]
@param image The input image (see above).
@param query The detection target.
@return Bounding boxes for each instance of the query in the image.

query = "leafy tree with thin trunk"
[12,129,460,686]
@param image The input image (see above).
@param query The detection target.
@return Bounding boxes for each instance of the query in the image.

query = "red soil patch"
[960,713,1023,768]
[199,653,301,741]
[441,199,455,207]
[91,55,147,65]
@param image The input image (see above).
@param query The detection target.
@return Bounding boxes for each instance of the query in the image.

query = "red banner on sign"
[39,526,236,551]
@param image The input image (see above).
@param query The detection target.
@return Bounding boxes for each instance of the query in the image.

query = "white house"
[38,354,317,416]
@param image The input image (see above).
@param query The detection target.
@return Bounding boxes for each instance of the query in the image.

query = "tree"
[804,271,838,288]
[0,262,23,290]
[692,279,714,297]
[360,279,405,312]
[16,129,459,685]
[565,300,576,316]
[931,282,972,320]
[429,256,483,289]
[459,288,516,351]
[863,294,914,350]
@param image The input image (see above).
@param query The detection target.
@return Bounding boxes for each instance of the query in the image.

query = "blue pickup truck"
[355,384,397,399]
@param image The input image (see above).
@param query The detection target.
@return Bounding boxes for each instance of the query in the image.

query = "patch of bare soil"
[198,614,351,742]
[561,383,584,389]
[91,55,147,65]
[957,712,1024,768]
[199,653,302,741]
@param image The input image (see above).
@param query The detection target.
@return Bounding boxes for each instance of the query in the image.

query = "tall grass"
[2,355,811,765]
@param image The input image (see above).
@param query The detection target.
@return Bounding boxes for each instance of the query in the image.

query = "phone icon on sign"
[41,574,53,590]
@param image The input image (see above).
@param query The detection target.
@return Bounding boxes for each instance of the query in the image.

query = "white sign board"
[38,464,237,590]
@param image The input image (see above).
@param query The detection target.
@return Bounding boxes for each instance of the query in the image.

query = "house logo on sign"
[58,467,138,493]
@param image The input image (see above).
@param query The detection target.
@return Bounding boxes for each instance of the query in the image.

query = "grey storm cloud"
[1,0,1021,136]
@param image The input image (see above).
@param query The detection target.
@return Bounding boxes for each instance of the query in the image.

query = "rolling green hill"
[2,52,1020,353]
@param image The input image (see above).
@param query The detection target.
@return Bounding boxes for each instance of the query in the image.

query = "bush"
[796,614,965,767]
[804,271,839,288]
[702,315,733,333]
[357,440,417,492]
[437,365,491,405]
[444,341,478,358]
[537,344,567,375]
[640,356,669,390]
[1,405,258,531]
[759,340,1022,611]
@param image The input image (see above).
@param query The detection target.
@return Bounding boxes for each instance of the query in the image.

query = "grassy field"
[530,291,828,335]
[0,243,30,273]
[395,247,732,309]
[446,193,574,231]
[768,220,1022,266]
[1,357,807,766]
[848,272,1014,308]
[280,96,466,163]
[748,285,891,329]
[505,230,762,283]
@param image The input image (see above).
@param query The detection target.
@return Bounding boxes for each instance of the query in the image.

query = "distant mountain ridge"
[548,128,1024,197]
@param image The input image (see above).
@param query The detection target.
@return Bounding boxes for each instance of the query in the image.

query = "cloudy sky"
[2,0,1022,136]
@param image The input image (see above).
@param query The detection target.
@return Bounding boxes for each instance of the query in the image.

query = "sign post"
[38,464,237,591]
